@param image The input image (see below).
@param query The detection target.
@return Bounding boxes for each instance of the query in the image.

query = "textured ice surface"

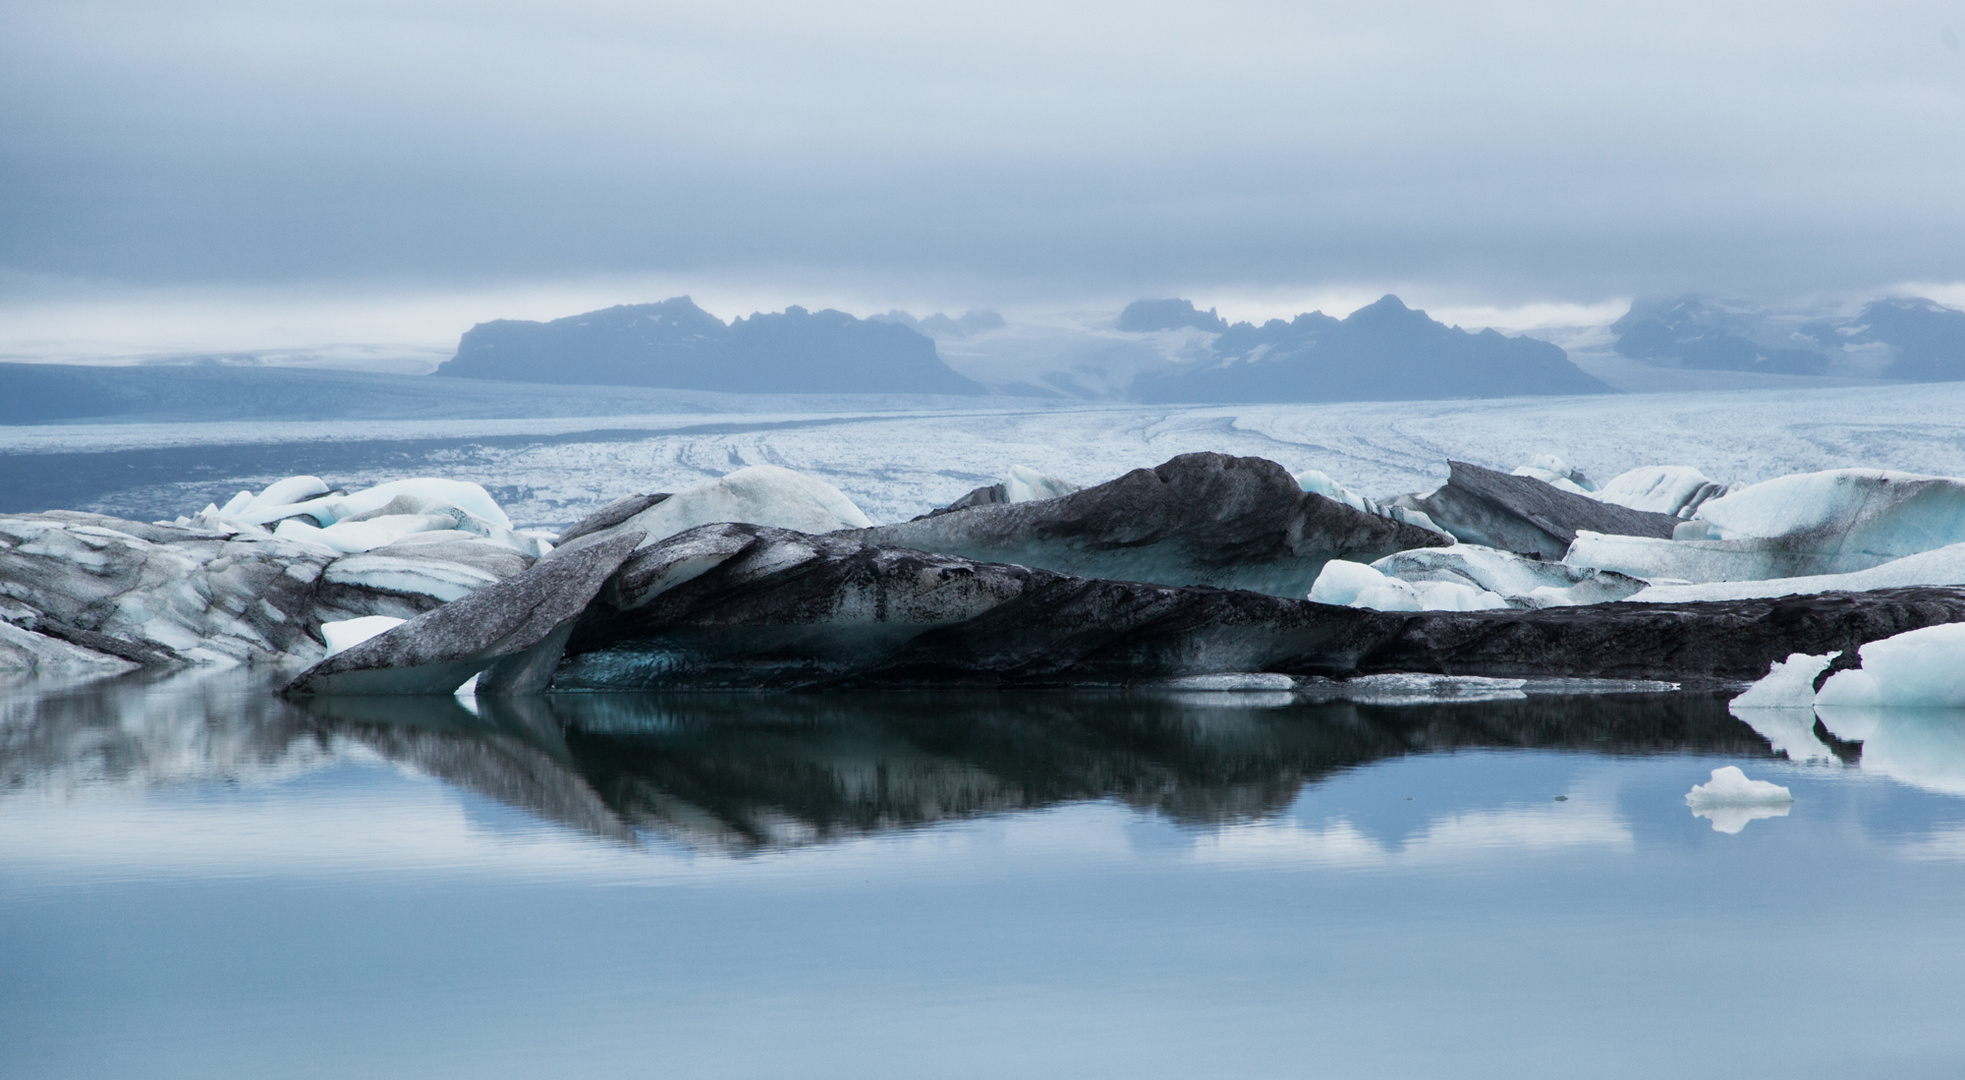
[1371,544,1645,608]
[1596,465,1729,518]
[1815,623,1965,708]
[321,553,503,602]
[1625,542,1965,602]
[1569,468,1965,583]
[18,381,1965,532]
[1696,469,1965,550]
[0,620,139,674]
[320,616,406,657]
[1686,766,1794,833]
[618,464,872,547]
[1729,652,1835,709]
[1310,559,1508,611]
[236,478,512,530]
[201,476,549,557]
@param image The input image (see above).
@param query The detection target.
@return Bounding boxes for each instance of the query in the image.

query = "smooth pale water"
[5,674,1965,1078]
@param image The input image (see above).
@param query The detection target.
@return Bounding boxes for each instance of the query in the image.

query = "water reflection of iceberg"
[1815,707,1965,796]
[2,676,1778,854]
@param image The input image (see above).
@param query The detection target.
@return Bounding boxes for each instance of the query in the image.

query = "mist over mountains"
[10,290,1965,426]
[1125,295,1613,402]
[436,293,1616,403]
[1611,295,1965,381]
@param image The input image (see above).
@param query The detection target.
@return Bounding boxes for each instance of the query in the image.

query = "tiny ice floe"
[319,615,406,657]
[1153,672,1297,691]
[1685,766,1794,833]
[1304,673,1529,704]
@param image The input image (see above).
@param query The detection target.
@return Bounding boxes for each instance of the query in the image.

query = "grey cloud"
[4,0,1965,304]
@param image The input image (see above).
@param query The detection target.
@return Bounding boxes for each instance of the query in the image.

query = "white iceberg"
[1624,541,1965,602]
[1299,469,1449,536]
[1567,468,1965,584]
[192,476,548,558]
[1371,544,1646,608]
[1685,766,1794,833]
[1697,469,1965,552]
[618,464,873,548]
[321,552,504,602]
[1730,652,1835,709]
[1000,465,1081,504]
[320,615,407,657]
[1510,453,1597,496]
[1815,623,1965,708]
[1308,559,1508,612]
[1594,465,1729,519]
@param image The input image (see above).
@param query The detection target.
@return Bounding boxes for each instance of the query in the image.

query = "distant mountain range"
[436,297,987,395]
[1128,295,1614,402]
[1612,295,1965,380]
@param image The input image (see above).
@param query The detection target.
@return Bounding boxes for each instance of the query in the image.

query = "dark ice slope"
[437,297,986,394]
[1131,295,1613,403]
[856,452,1449,596]
[1407,461,1680,559]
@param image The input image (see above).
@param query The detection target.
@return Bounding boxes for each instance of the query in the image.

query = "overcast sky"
[4,0,1965,351]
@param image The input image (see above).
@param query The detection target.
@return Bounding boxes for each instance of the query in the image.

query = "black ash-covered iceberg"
[855,452,1448,597]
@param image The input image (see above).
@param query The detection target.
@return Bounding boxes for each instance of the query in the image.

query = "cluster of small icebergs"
[1309,456,1965,612]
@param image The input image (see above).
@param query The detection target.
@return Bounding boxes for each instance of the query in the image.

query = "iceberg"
[320,615,407,657]
[1309,558,1508,611]
[322,552,505,602]
[1369,544,1647,608]
[863,452,1446,598]
[1696,469,1965,552]
[1685,766,1794,833]
[1623,541,1965,601]
[1510,453,1597,496]
[1595,465,1729,519]
[1405,461,1677,559]
[1729,652,1835,709]
[610,465,872,548]
[924,465,1082,516]
[0,619,140,674]
[1815,623,1965,708]
[1570,469,1965,584]
[198,475,549,557]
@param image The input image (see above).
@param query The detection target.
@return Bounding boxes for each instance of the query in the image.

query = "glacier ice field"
[9,381,1965,531]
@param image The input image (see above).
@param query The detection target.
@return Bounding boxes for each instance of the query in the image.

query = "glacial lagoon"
[5,674,1965,1079]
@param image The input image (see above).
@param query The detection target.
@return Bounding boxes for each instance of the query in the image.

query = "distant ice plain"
[6,381,1965,530]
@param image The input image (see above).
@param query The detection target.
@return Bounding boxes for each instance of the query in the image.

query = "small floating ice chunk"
[1686,766,1793,833]
[1815,623,1965,708]
[320,615,407,657]
[1155,672,1297,691]
[1730,652,1835,709]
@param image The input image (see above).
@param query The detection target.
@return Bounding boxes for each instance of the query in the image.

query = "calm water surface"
[4,673,1964,1079]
